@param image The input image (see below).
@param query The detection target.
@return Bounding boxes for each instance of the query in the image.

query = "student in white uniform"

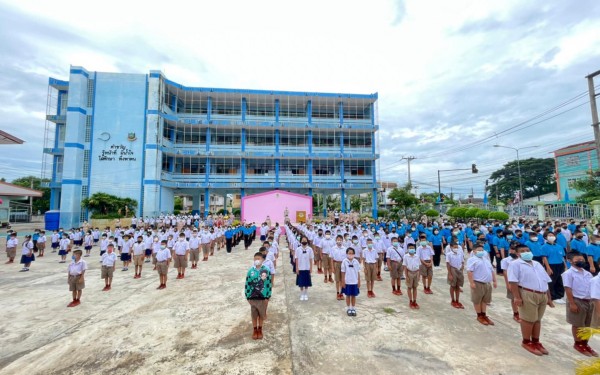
[173,233,190,279]
[417,234,435,295]
[156,240,172,289]
[362,238,379,298]
[403,244,421,309]
[67,249,87,307]
[467,244,497,325]
[508,244,555,356]
[295,236,314,301]
[341,248,361,316]
[132,235,146,279]
[101,244,117,291]
[446,241,465,309]
[331,235,347,301]
[189,230,201,269]
[386,237,404,296]
[562,252,597,356]
[37,231,47,257]
[501,242,521,322]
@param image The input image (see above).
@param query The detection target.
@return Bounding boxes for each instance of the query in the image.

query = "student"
[341,247,361,316]
[542,231,566,304]
[501,242,521,322]
[132,235,145,279]
[58,233,70,263]
[155,240,172,289]
[562,252,597,356]
[189,230,200,269]
[245,252,272,340]
[386,237,404,295]
[467,244,497,325]
[331,235,347,300]
[83,231,93,257]
[417,235,435,294]
[403,243,421,309]
[321,230,335,284]
[143,232,153,263]
[586,234,600,275]
[260,246,276,288]
[200,228,211,261]
[173,233,190,279]
[373,233,385,281]
[362,238,379,298]
[37,230,47,257]
[99,234,109,257]
[67,250,87,307]
[101,244,117,291]
[19,235,35,272]
[50,230,60,253]
[295,236,314,301]
[446,241,465,309]
[120,234,133,271]
[508,244,555,356]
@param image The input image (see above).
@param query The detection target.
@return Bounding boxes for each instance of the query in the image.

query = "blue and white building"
[42,66,380,228]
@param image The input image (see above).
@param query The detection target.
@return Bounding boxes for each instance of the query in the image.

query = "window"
[246,95,275,118]
[172,124,207,144]
[312,130,340,148]
[280,129,307,147]
[87,80,94,107]
[82,150,90,178]
[279,95,306,118]
[343,131,372,148]
[280,159,308,175]
[312,97,339,120]
[246,129,275,146]
[213,128,241,146]
[212,93,242,116]
[166,156,206,174]
[344,160,372,176]
[342,98,371,120]
[246,159,275,175]
[313,159,338,176]
[210,158,240,174]
[565,155,580,167]
[85,116,92,142]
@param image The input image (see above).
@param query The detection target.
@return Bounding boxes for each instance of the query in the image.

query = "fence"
[438,202,597,221]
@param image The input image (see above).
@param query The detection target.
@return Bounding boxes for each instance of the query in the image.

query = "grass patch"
[383,307,395,314]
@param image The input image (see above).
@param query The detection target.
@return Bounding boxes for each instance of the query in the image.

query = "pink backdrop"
[241,190,313,228]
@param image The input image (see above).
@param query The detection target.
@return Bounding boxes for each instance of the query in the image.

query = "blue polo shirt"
[571,238,587,254]
[586,244,600,262]
[430,232,443,246]
[541,243,565,265]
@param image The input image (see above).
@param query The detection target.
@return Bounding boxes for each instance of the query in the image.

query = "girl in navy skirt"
[341,247,361,316]
[20,235,35,272]
[295,236,314,301]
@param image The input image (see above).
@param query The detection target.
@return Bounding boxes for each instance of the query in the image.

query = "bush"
[173,209,181,215]
[425,209,439,218]
[450,207,468,218]
[465,207,479,218]
[476,209,490,220]
[232,208,241,216]
[446,207,456,217]
[378,209,389,218]
[217,209,229,215]
[489,211,509,221]
[90,213,122,219]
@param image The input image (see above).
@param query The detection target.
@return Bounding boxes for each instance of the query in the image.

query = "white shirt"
[446,249,464,269]
[331,245,347,262]
[101,252,117,267]
[294,246,314,271]
[341,258,361,284]
[417,246,434,261]
[562,267,592,299]
[132,242,145,256]
[466,256,493,283]
[362,248,379,264]
[386,245,404,262]
[68,259,88,275]
[403,254,421,271]
[507,259,551,292]
[500,256,518,271]
[156,248,172,262]
[591,275,600,300]
[321,238,335,254]
[173,240,190,255]
[189,236,200,249]
[21,241,33,255]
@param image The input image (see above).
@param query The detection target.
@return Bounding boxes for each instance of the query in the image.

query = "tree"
[10,176,51,213]
[573,170,600,203]
[486,158,556,201]
[388,185,419,209]
[350,195,362,212]
[81,192,137,218]
[419,192,439,204]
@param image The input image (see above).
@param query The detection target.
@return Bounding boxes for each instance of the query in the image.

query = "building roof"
[0,181,43,197]
[0,130,24,145]
[553,140,595,156]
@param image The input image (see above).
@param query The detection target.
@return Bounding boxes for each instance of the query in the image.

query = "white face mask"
[254,259,262,267]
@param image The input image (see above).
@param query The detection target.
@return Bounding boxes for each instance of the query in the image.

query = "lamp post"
[437,165,478,204]
[493,145,539,214]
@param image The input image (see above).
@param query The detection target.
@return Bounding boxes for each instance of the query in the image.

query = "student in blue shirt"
[492,230,510,275]
[554,228,568,252]
[541,232,566,303]
[525,231,544,264]
[225,227,234,253]
[586,234,600,275]
[430,228,444,268]
[570,231,587,257]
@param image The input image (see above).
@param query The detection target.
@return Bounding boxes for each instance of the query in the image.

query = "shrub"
[465,207,479,218]
[378,209,389,218]
[446,208,456,217]
[425,209,439,218]
[451,207,468,218]
[489,211,509,221]
[232,208,241,216]
[90,213,122,219]
[476,209,490,220]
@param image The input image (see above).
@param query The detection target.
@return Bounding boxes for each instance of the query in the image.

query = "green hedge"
[488,211,509,221]
[90,213,122,219]
[425,209,439,217]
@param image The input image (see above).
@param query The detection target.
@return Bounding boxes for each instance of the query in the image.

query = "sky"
[0,0,599,198]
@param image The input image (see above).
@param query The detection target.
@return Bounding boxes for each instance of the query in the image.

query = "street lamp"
[493,144,539,213]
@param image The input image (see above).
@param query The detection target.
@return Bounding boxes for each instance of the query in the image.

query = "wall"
[88,73,148,214]
[556,149,598,200]
[241,190,312,226]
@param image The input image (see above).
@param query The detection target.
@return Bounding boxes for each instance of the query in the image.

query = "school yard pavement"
[0,230,592,375]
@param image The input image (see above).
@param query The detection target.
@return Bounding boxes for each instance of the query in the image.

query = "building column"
[241,128,246,152]
[275,159,280,185]
[275,129,280,153]
[206,127,211,152]
[341,189,346,214]
[242,97,247,122]
[192,191,201,213]
[372,188,378,218]
[205,158,210,184]
[170,127,176,143]
[241,158,246,183]
[169,156,175,173]
[275,99,280,123]
[207,97,212,122]
[204,188,210,217]
[170,94,177,112]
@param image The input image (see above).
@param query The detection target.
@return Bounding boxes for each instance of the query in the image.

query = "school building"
[41,66,380,228]
[553,140,598,200]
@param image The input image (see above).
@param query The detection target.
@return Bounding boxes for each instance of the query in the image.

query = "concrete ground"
[0,225,592,375]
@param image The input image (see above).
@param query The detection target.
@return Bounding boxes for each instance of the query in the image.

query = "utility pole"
[401,156,416,187]
[586,70,600,167]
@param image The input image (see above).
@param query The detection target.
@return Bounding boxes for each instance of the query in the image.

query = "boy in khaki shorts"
[404,244,421,309]
[156,240,172,289]
[446,241,465,309]
[509,244,554,356]
[386,238,404,296]
[417,235,435,294]
[562,252,597,356]
[362,238,378,298]
[101,244,117,291]
[467,244,497,325]
[5,232,18,264]
[132,235,145,279]
[188,230,200,269]
[67,250,87,307]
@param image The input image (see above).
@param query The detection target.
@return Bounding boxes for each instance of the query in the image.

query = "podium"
[296,211,306,223]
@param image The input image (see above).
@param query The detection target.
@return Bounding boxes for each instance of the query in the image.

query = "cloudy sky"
[1,0,599,198]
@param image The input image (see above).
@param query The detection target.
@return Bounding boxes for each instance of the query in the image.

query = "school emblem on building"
[127,132,137,141]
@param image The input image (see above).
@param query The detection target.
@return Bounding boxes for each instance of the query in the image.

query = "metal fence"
[438,202,596,220]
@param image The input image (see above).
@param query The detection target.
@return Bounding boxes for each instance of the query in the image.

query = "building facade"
[553,141,598,200]
[42,66,379,228]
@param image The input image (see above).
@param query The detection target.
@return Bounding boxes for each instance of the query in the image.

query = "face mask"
[520,252,534,261]
[375,236,380,241]
[254,259,262,267]
[160,245,166,249]
[530,237,538,242]
[433,230,439,235]
[478,238,486,242]
[408,249,416,255]
[138,240,142,243]
[367,244,373,249]
[546,236,555,243]
[325,235,331,239]
[352,240,359,244]
[301,241,308,246]
[575,261,586,268]
[451,248,458,253]
[420,241,428,246]
[505,235,513,240]
[336,241,342,246]
[475,251,485,258]
[577,236,584,240]
[71,255,76,261]
[509,253,518,259]
[392,242,399,247]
